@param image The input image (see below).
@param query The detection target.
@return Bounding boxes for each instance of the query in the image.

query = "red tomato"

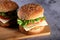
[0,16,10,20]
[40,19,43,22]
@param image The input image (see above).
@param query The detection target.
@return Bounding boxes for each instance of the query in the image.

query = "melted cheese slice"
[0,18,9,23]
[24,20,48,31]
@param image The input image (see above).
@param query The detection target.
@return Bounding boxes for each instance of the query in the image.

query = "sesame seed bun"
[18,3,44,20]
[0,1,18,12]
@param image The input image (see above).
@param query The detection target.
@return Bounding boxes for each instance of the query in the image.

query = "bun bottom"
[19,26,45,35]
[0,21,9,27]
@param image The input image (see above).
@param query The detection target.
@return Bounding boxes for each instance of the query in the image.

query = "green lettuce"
[17,16,46,27]
[0,11,17,19]
[0,12,6,16]
[0,12,9,18]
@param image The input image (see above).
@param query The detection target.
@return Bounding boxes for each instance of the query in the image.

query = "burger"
[17,3,48,34]
[0,1,18,27]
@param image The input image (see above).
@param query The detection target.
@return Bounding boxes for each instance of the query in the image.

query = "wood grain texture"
[0,26,50,40]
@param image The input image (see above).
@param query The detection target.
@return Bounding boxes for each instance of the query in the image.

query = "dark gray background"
[12,0,60,40]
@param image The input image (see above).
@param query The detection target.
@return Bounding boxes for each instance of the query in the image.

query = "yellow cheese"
[24,20,48,31]
[0,18,9,23]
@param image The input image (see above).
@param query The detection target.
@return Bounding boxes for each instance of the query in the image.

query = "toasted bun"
[19,26,45,35]
[0,1,18,12]
[18,3,44,20]
[0,21,10,27]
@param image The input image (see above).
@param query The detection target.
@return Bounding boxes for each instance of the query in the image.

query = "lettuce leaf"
[0,11,17,19]
[0,12,6,16]
[17,16,46,27]
[0,12,9,18]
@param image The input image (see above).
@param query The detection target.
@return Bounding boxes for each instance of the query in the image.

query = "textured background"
[12,0,60,40]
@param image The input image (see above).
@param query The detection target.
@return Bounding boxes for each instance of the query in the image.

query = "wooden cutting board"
[0,26,50,40]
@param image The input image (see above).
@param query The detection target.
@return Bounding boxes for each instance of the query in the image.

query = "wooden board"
[0,26,50,40]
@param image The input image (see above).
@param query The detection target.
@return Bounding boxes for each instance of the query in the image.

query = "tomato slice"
[0,16,10,20]
[40,19,43,22]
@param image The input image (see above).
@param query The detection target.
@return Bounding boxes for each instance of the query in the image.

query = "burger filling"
[17,16,48,31]
[0,10,17,24]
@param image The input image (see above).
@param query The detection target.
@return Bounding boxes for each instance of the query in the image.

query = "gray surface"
[12,0,60,40]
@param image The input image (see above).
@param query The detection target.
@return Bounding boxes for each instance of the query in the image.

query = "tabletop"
[12,0,60,40]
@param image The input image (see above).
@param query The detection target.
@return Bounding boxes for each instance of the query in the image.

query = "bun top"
[0,1,18,12]
[18,3,44,20]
